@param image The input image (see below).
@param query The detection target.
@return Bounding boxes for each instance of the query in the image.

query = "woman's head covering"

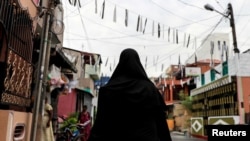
[112,48,148,79]
[105,48,151,87]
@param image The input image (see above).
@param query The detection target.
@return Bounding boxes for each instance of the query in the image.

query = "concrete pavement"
[171,131,207,141]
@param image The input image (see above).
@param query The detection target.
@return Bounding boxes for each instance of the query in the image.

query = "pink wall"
[32,0,40,5]
[57,89,77,117]
[242,77,250,113]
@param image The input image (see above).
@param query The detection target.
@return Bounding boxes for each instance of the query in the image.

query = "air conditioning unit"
[0,110,32,141]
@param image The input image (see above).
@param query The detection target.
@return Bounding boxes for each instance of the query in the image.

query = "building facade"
[0,0,78,140]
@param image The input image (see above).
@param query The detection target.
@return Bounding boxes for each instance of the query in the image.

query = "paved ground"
[171,131,207,141]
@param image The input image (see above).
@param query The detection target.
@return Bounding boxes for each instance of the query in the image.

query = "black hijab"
[88,48,171,141]
[108,48,149,81]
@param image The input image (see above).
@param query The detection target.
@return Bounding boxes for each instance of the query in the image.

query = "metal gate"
[0,0,34,107]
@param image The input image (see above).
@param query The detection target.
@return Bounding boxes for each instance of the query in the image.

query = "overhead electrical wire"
[64,0,197,69]
[63,0,224,49]
[63,6,213,49]
[196,16,224,49]
[63,3,193,72]
[63,0,234,76]
[177,0,205,10]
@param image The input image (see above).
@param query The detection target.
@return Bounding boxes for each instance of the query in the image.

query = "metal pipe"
[41,30,52,108]
[30,10,51,141]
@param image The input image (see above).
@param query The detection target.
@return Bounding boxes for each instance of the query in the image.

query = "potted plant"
[166,112,174,131]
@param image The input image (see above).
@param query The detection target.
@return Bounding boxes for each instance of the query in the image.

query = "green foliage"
[60,112,79,132]
[178,90,193,111]
[167,112,174,119]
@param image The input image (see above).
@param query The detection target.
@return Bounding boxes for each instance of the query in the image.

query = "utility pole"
[227,3,244,124]
[228,3,239,54]
[30,6,52,141]
[205,2,244,124]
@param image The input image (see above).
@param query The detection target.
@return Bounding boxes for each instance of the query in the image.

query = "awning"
[50,48,78,73]
[75,87,94,97]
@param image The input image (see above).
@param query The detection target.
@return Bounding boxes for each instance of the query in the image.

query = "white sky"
[61,0,250,77]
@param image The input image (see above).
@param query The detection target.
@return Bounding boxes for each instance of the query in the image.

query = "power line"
[197,17,224,49]
[64,0,224,50]
[77,6,91,51]
[177,0,205,10]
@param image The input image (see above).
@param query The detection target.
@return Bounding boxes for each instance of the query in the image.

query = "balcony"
[85,64,101,80]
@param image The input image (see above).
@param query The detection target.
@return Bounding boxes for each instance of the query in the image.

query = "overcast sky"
[61,0,250,77]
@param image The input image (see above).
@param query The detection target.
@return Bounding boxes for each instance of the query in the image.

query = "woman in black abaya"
[88,48,172,141]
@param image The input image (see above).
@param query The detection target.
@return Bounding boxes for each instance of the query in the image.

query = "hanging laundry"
[125,9,128,27]
[68,0,81,7]
[178,55,183,78]
[109,64,112,71]
[168,27,170,42]
[176,29,178,44]
[218,40,221,50]
[143,18,147,34]
[223,41,227,51]
[105,57,109,67]
[113,6,117,22]
[223,41,228,61]
[73,0,77,6]
[101,1,105,19]
[81,54,85,67]
[178,54,181,66]
[173,28,175,43]
[136,15,140,32]
[210,41,214,55]
[186,34,190,48]
[219,41,224,62]
[158,23,160,38]
[69,0,72,4]
[78,0,81,7]
[195,52,197,64]
[89,55,92,65]
[210,41,215,67]
[95,0,98,14]
[140,16,143,32]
